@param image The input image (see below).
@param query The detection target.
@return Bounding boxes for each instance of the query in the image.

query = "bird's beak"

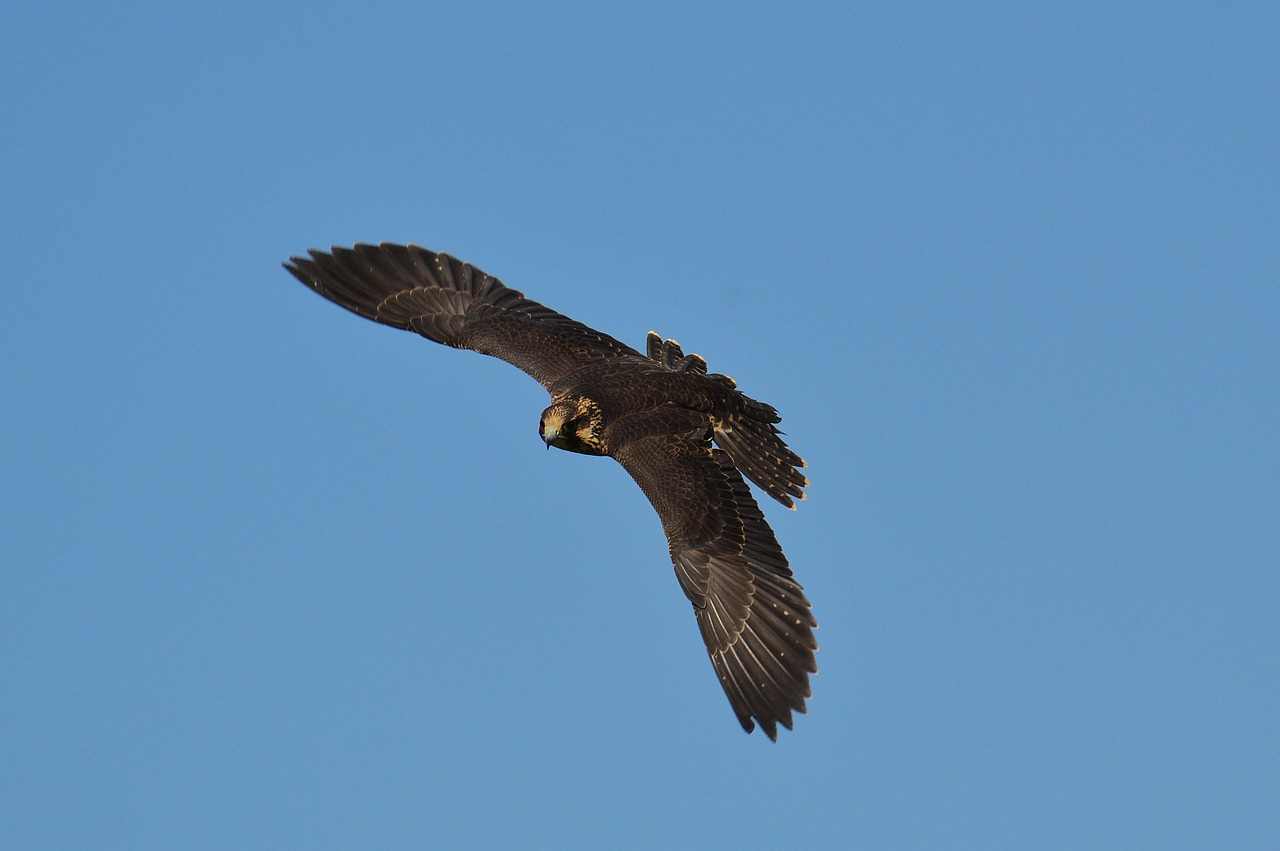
[542,425,560,450]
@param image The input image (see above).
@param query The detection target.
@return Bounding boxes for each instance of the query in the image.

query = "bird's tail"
[713,402,809,509]
[285,243,560,347]
[646,333,808,508]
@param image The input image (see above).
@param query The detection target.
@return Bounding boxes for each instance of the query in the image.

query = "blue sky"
[2,2,1276,848]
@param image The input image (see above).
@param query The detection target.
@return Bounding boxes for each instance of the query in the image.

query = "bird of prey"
[285,243,817,739]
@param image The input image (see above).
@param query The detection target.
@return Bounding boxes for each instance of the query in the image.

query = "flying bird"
[285,243,817,739]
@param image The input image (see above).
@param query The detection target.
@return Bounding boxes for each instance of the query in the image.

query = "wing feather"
[285,243,644,388]
[612,432,818,740]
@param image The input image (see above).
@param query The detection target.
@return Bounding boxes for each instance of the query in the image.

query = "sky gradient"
[3,2,1277,848]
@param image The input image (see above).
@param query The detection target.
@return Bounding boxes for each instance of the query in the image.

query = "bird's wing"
[610,424,818,739]
[285,243,644,389]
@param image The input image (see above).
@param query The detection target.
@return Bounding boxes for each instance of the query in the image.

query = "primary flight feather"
[285,243,817,739]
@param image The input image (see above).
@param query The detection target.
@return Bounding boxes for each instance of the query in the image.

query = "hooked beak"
[542,425,561,450]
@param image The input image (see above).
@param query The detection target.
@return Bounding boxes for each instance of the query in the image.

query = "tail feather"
[643,334,807,508]
[714,412,809,508]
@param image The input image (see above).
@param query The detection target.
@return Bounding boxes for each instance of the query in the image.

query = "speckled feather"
[287,243,643,388]
[612,429,817,739]
[285,243,817,739]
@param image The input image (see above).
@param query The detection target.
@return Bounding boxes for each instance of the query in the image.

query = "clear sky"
[2,2,1276,848]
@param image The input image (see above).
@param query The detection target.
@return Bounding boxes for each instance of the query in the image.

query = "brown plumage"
[285,242,817,739]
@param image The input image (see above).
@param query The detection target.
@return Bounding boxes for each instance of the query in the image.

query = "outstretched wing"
[611,428,818,739]
[285,243,644,389]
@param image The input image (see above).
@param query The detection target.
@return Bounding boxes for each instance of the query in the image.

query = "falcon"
[285,243,818,739]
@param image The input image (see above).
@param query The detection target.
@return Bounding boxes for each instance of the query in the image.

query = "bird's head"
[539,397,606,456]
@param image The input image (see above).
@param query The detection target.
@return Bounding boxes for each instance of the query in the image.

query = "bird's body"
[286,243,817,739]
